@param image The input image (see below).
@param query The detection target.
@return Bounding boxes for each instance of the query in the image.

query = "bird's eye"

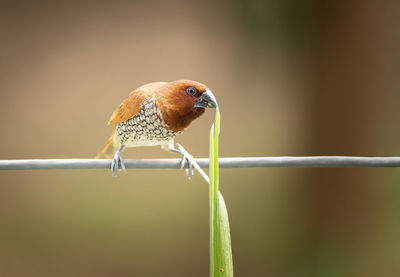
[186,86,198,96]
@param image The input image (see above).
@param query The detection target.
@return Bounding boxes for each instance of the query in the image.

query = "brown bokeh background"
[1,0,400,276]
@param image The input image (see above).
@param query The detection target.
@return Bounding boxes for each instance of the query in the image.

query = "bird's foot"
[111,145,125,177]
[180,153,194,177]
[166,142,194,177]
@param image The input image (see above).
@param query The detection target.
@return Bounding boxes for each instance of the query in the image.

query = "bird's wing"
[108,82,167,125]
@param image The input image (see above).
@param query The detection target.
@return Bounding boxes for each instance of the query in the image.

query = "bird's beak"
[194,89,218,108]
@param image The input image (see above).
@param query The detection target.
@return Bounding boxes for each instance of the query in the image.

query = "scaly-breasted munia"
[96,80,217,176]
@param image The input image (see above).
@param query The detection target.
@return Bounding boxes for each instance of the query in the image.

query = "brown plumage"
[96,80,217,175]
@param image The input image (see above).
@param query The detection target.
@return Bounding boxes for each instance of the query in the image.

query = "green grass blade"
[210,123,215,276]
[210,108,233,276]
[177,108,233,276]
[216,192,233,275]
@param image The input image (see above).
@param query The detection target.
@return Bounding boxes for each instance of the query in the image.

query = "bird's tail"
[95,128,120,158]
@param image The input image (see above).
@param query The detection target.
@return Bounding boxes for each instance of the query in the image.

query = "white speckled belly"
[116,97,181,147]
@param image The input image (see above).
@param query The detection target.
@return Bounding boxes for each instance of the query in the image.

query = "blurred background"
[1,0,399,276]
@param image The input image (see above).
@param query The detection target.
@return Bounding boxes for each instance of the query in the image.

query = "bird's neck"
[164,108,205,132]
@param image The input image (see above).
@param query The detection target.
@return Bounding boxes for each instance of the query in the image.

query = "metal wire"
[1,156,400,170]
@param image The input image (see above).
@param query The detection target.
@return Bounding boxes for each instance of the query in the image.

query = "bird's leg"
[163,140,194,176]
[111,144,125,177]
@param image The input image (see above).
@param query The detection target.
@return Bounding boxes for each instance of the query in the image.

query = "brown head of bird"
[155,80,218,132]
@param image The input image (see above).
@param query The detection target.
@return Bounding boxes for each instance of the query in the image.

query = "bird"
[95,80,217,176]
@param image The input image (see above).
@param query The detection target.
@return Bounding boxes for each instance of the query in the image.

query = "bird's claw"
[181,157,194,177]
[165,141,194,177]
[168,147,194,177]
[111,148,125,177]
[178,151,194,177]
